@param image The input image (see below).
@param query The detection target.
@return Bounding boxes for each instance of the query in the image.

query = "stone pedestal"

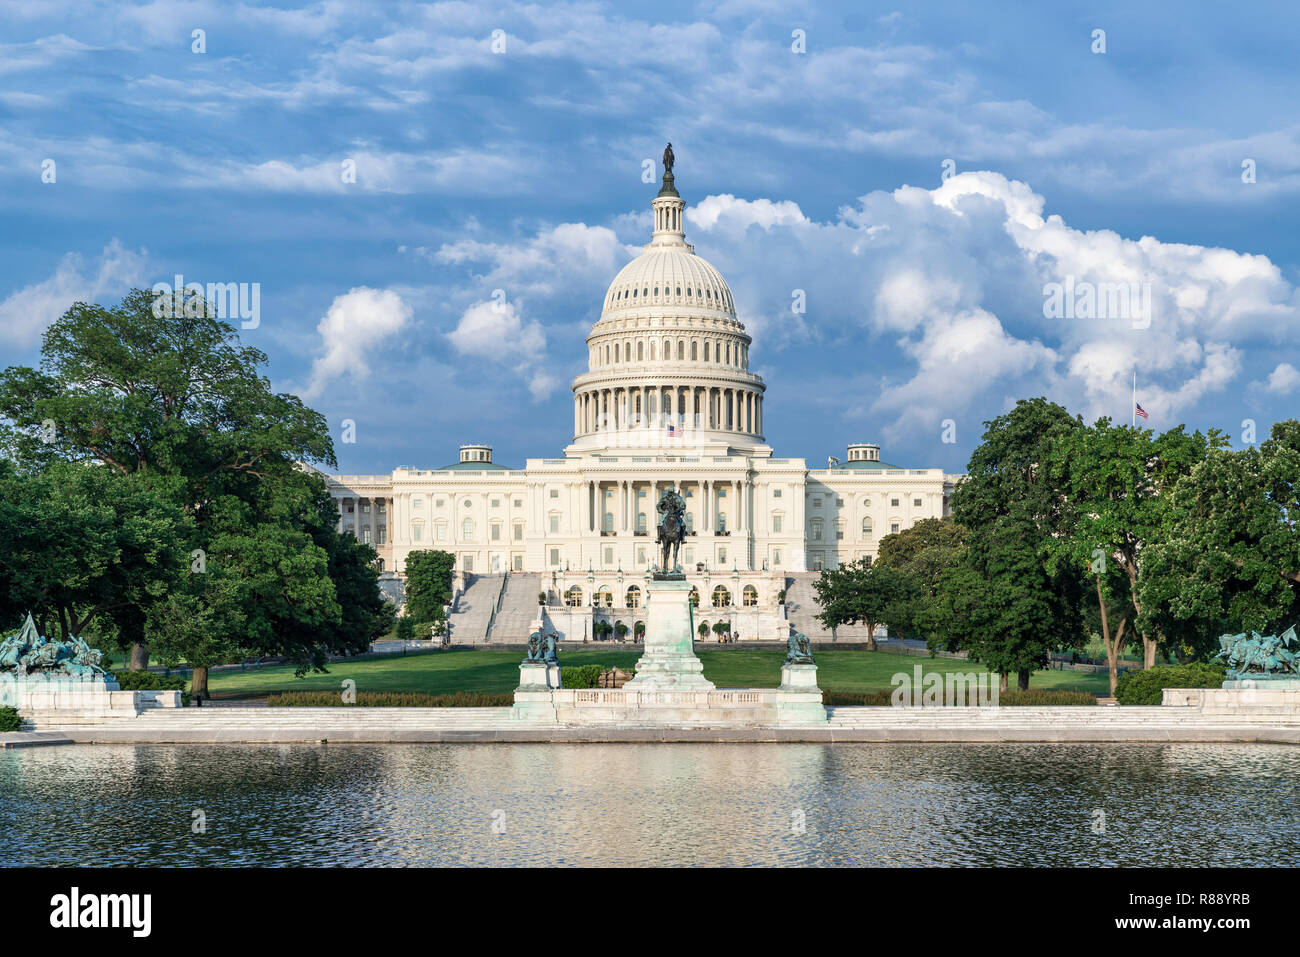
[511,661,561,723]
[516,661,561,690]
[775,662,828,725]
[622,575,715,692]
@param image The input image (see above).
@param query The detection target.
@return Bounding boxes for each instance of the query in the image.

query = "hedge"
[1115,662,1225,706]
[0,706,21,733]
[268,691,514,707]
[560,664,606,689]
[111,670,191,706]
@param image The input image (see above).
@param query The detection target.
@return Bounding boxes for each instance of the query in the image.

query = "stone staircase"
[488,573,543,642]
[446,573,504,644]
[782,573,878,641]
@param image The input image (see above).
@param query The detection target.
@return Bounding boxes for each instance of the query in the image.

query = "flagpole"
[1132,370,1136,428]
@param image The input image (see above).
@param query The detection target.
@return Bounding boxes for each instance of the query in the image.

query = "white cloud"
[446,298,556,402]
[1267,362,1300,394]
[302,287,412,400]
[648,170,1298,433]
[0,240,147,348]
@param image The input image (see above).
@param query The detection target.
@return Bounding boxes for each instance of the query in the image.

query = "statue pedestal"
[516,661,561,690]
[775,662,828,725]
[511,661,562,723]
[623,577,715,692]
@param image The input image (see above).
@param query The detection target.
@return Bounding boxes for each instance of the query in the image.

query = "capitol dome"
[569,157,767,454]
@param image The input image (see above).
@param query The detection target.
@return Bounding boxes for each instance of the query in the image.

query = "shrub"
[269,691,514,707]
[1115,662,1225,706]
[560,664,606,689]
[395,618,414,641]
[0,706,22,733]
[111,670,191,706]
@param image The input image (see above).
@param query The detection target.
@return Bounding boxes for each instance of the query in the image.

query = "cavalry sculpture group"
[1216,625,1299,680]
[0,613,110,678]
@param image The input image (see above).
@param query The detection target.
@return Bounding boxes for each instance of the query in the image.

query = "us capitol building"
[323,158,961,641]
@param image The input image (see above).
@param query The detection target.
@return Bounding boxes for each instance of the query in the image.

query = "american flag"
[1135,402,1149,420]
[666,423,680,437]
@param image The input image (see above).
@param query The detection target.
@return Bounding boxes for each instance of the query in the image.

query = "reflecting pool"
[2,743,1296,866]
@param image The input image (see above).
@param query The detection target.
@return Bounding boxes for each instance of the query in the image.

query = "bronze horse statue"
[656,487,687,573]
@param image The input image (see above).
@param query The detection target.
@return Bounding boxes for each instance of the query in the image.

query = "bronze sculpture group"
[1216,625,1299,680]
[524,629,559,665]
[0,613,110,678]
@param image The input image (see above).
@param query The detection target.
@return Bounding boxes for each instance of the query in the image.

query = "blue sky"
[2,0,1298,474]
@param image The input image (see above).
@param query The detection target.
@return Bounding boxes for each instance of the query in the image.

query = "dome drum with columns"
[325,151,961,642]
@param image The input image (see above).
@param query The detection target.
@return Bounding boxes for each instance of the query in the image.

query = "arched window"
[595,588,613,608]
[462,518,474,539]
[743,585,758,606]
[691,340,698,360]
[704,342,710,362]
[565,586,584,607]
[626,585,641,608]
[624,342,630,361]
[636,511,647,532]
[711,585,731,608]
[637,341,643,361]
[677,340,685,360]
[862,517,873,538]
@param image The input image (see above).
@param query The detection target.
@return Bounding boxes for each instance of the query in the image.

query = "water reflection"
[2,743,1297,866]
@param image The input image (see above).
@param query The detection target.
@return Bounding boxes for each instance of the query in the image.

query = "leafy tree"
[0,460,189,639]
[615,621,629,640]
[0,290,359,678]
[875,517,968,642]
[403,550,455,623]
[947,398,1087,689]
[813,558,918,651]
[1049,418,1221,686]
[395,617,415,642]
[1138,420,1300,651]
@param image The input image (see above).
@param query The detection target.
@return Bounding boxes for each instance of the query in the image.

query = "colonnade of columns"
[335,495,392,546]
[576,477,753,537]
[573,384,763,437]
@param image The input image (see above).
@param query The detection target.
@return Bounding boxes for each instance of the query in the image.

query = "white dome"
[600,247,736,319]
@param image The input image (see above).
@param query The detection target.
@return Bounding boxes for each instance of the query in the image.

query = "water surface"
[2,743,1296,866]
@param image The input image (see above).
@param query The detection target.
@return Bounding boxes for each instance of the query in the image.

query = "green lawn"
[207,646,1108,700]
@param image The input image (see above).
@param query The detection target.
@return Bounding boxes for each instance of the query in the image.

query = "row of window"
[809,495,926,509]
[563,584,759,609]
[592,336,748,369]
[608,283,733,310]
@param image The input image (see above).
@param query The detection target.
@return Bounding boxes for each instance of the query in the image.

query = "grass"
[207,646,1108,701]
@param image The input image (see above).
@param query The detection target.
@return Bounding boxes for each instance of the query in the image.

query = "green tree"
[813,558,918,651]
[1049,418,1221,687]
[875,517,968,643]
[1137,420,1300,651]
[403,550,455,623]
[947,398,1087,689]
[0,290,356,678]
[0,460,189,640]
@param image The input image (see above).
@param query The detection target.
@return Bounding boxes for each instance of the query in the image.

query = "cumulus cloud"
[447,299,555,401]
[646,171,1298,436]
[0,239,147,348]
[1267,362,1300,394]
[302,287,412,399]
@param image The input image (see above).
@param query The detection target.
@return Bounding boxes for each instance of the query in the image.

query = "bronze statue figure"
[786,631,814,664]
[662,142,674,174]
[656,485,687,573]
